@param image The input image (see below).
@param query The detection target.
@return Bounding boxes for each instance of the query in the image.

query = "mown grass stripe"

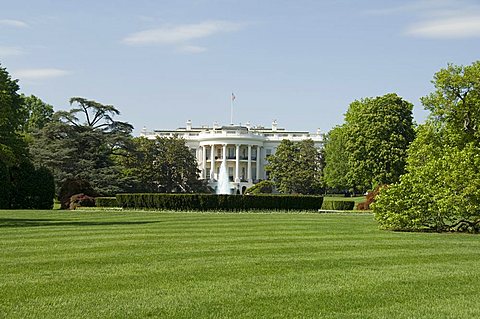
[0,210,479,318]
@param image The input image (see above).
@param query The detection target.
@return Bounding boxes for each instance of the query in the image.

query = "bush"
[244,180,274,194]
[321,200,355,211]
[69,193,96,210]
[59,178,97,210]
[357,185,385,210]
[9,161,55,209]
[31,166,55,209]
[95,197,119,207]
[116,193,323,211]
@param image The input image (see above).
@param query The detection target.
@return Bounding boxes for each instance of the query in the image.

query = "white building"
[140,120,324,194]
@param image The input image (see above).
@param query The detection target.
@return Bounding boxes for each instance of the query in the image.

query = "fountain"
[216,161,231,194]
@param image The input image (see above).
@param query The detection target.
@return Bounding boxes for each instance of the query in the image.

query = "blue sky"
[1,0,479,134]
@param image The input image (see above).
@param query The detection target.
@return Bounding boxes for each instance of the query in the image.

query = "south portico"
[140,121,324,194]
[199,127,264,194]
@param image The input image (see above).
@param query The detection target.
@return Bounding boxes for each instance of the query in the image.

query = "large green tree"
[266,139,323,194]
[0,64,27,165]
[119,136,207,193]
[324,93,415,193]
[31,97,133,196]
[0,64,54,209]
[374,61,480,232]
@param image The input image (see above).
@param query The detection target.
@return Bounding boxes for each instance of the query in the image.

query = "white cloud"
[0,19,28,28]
[366,0,459,16]
[178,45,207,53]
[13,68,69,80]
[368,0,480,39]
[406,15,480,38]
[122,20,244,52]
[0,46,25,57]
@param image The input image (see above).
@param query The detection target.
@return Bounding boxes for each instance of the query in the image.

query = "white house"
[140,120,324,194]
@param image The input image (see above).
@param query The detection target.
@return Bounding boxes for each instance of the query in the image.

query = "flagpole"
[230,93,234,125]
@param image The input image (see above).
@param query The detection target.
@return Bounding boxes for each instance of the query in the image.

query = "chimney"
[272,120,278,132]
[186,120,192,130]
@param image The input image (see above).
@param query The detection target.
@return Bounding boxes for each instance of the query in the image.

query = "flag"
[232,93,236,101]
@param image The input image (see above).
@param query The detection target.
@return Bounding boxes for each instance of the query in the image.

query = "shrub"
[0,160,54,209]
[59,178,97,209]
[69,193,96,210]
[321,200,355,211]
[95,197,119,207]
[30,166,55,209]
[244,180,274,194]
[116,193,323,211]
[357,185,385,210]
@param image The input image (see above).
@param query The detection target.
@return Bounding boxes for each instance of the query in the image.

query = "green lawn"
[1,210,479,318]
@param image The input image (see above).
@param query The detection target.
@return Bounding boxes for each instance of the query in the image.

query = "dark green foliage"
[321,200,355,211]
[69,194,96,210]
[116,193,323,211]
[118,136,208,193]
[30,97,133,196]
[0,64,54,209]
[95,197,119,207]
[0,160,11,208]
[266,139,323,194]
[8,161,54,209]
[31,167,55,209]
[59,178,97,209]
[244,180,274,194]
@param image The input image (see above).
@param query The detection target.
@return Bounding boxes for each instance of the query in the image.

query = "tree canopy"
[20,94,54,134]
[31,97,133,196]
[119,136,208,193]
[0,64,54,209]
[323,93,415,193]
[266,139,323,194]
[374,61,480,232]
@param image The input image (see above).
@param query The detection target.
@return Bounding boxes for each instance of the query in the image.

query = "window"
[228,147,235,159]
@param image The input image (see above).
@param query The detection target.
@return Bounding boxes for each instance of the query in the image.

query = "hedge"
[116,193,323,211]
[321,200,355,211]
[95,197,119,207]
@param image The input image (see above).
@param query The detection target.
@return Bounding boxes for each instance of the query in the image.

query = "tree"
[30,97,133,196]
[324,93,415,193]
[20,94,54,134]
[119,136,208,193]
[0,64,55,209]
[323,125,349,191]
[0,63,28,164]
[374,61,480,232]
[266,139,323,194]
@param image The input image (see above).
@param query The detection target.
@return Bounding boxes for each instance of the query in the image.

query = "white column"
[247,145,252,183]
[235,144,240,182]
[222,144,227,166]
[202,145,206,179]
[256,146,262,181]
[210,144,215,181]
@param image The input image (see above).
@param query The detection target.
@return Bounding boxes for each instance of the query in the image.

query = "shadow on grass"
[0,218,161,228]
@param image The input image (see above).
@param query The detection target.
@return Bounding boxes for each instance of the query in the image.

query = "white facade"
[140,120,324,194]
